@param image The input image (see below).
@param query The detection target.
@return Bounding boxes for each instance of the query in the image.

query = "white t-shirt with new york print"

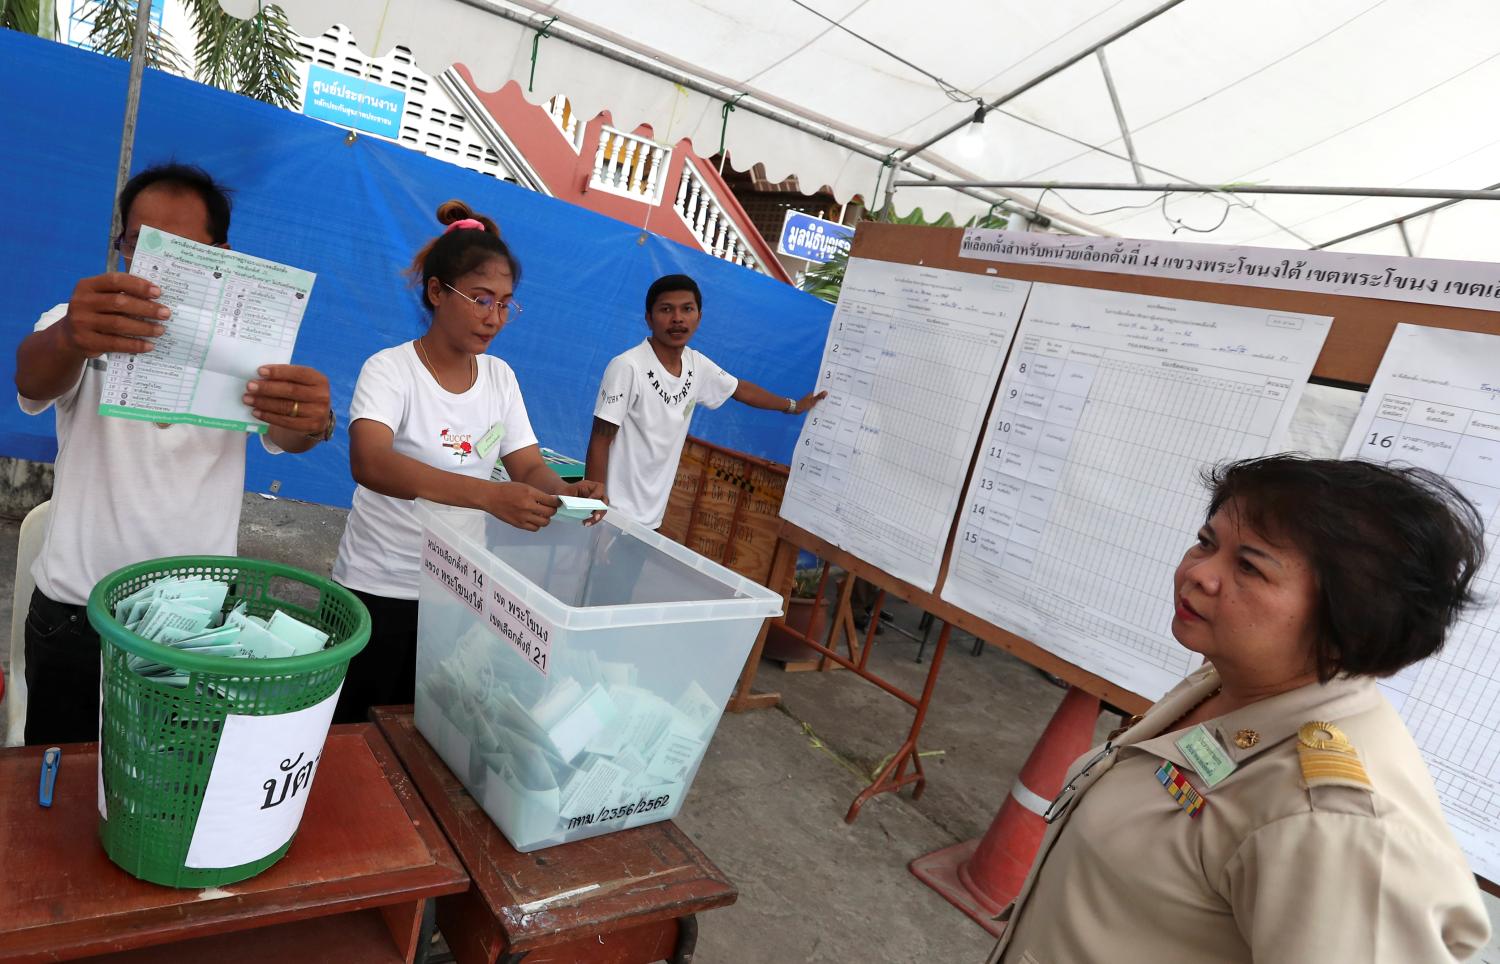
[594,339,738,528]
[333,342,537,599]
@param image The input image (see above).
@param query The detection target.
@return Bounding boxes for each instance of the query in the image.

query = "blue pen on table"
[39,746,61,808]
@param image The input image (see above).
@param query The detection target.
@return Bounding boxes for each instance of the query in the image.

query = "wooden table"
[371,706,737,964]
[0,724,468,963]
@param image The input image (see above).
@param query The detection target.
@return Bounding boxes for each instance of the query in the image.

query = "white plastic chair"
[4,500,50,746]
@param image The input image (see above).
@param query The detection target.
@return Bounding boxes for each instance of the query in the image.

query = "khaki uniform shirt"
[989,664,1490,964]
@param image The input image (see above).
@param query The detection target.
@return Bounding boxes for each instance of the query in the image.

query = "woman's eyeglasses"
[1042,743,1117,823]
[444,283,522,318]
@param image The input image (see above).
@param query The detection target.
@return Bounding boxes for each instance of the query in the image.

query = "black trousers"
[24,588,102,746]
[332,586,419,725]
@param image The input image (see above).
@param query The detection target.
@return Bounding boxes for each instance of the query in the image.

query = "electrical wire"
[786,0,974,103]
[779,0,1268,239]
[1031,186,1172,219]
[999,108,1308,243]
[1028,186,1237,235]
[884,0,1136,135]
[1160,192,1234,234]
[1016,0,1392,182]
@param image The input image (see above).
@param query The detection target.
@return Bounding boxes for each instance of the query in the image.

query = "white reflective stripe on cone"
[1010,779,1050,817]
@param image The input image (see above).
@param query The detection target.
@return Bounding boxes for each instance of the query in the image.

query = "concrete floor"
[4,495,1498,963]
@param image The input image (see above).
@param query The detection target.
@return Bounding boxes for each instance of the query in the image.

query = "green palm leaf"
[1,0,60,39]
[82,0,186,72]
[184,0,299,109]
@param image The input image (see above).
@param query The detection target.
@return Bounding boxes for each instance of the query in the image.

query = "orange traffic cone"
[910,686,1100,936]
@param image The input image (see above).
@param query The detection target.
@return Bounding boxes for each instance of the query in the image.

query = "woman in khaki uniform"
[990,456,1492,964]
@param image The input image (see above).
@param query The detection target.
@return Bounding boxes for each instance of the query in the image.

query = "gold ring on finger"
[291,401,300,418]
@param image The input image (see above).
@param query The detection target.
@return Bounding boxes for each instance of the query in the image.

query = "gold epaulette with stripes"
[1297,721,1372,791]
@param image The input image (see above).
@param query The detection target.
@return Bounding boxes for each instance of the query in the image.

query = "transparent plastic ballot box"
[413,500,783,851]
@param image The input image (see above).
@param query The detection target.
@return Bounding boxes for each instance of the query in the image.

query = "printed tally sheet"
[780,257,1031,591]
[1341,323,1500,882]
[940,284,1331,700]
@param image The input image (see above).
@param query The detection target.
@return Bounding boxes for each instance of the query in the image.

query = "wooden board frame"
[735,223,1500,884]
[753,220,1500,715]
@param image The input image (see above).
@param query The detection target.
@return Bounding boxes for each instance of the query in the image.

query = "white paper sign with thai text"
[184,687,339,869]
[422,528,553,677]
[960,228,1500,313]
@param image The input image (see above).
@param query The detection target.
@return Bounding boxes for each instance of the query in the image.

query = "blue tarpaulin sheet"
[0,31,832,508]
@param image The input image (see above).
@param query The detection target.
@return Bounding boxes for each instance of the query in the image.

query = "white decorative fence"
[545,96,585,151]
[674,162,762,273]
[590,126,672,203]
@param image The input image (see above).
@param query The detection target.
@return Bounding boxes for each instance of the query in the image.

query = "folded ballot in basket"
[88,556,370,888]
[414,501,783,852]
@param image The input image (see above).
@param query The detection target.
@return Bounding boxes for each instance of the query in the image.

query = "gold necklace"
[416,336,476,392]
[1167,686,1223,732]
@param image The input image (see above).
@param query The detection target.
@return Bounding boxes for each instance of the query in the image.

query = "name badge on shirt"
[1174,724,1238,787]
[476,422,506,458]
[683,400,696,420]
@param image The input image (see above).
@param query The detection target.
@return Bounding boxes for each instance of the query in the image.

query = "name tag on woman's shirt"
[1175,724,1238,786]
[476,422,506,458]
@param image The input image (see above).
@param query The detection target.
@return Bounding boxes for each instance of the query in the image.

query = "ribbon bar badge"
[1155,760,1206,818]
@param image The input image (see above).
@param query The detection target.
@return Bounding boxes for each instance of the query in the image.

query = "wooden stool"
[371,706,737,963]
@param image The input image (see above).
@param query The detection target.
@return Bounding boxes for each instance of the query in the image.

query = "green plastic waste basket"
[87,556,369,888]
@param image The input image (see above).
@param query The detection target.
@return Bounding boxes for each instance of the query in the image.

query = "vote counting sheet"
[100,226,314,433]
[1340,324,1500,882]
[940,284,1331,700]
[778,258,1032,590]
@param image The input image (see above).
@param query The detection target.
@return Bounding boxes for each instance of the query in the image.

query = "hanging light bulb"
[957,105,987,160]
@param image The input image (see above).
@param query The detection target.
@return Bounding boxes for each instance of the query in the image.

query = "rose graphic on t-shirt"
[439,427,474,463]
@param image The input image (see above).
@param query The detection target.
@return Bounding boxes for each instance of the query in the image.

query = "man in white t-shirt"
[13,163,336,745]
[586,274,824,529]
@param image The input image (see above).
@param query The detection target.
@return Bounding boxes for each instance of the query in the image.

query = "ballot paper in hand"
[100,226,315,433]
[556,495,609,520]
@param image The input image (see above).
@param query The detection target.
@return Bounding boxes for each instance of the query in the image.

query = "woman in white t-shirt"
[330,200,605,723]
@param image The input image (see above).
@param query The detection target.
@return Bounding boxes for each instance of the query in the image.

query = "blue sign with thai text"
[302,65,406,139]
[777,210,854,264]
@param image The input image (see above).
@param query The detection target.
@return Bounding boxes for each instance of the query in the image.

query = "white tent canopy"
[221,0,1500,258]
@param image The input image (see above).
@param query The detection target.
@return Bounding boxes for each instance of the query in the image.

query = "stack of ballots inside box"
[417,623,723,848]
[115,576,330,686]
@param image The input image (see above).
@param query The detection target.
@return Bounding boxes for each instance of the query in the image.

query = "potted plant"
[763,563,831,663]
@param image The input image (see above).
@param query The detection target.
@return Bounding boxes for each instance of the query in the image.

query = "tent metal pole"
[453,3,895,174]
[1311,180,1500,249]
[107,0,153,273]
[888,180,1500,201]
[446,0,1097,234]
[1095,49,1143,185]
[1396,221,1415,257]
[892,0,1190,165]
[875,165,897,222]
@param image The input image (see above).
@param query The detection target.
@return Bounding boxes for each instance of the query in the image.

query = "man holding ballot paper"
[14,163,335,745]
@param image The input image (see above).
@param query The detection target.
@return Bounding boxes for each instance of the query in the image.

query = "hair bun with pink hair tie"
[444,218,485,234]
